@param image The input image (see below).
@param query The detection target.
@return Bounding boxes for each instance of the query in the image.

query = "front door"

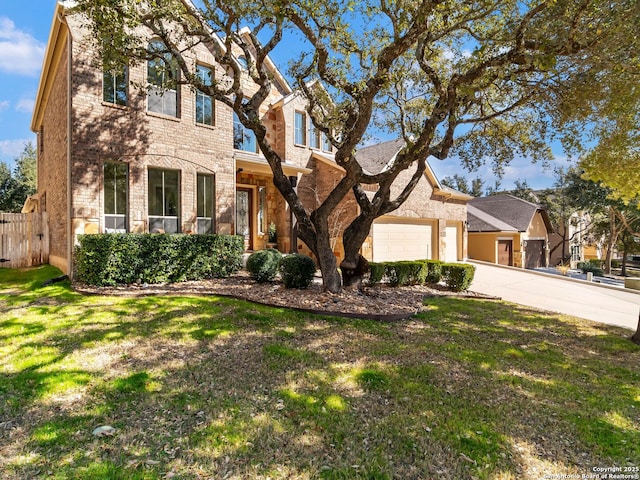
[498,240,513,266]
[236,188,253,250]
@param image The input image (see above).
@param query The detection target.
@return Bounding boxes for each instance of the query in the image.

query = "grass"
[1,265,639,479]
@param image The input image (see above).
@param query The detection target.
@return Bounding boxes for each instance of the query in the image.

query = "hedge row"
[368,259,475,291]
[75,233,244,286]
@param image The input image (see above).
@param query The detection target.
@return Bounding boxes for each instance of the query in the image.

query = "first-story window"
[148,168,180,233]
[258,186,267,235]
[571,244,581,263]
[197,173,215,233]
[104,162,128,232]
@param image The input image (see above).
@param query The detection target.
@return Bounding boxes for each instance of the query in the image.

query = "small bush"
[441,263,476,291]
[578,259,604,276]
[279,254,316,289]
[424,260,443,284]
[368,262,385,285]
[246,249,283,283]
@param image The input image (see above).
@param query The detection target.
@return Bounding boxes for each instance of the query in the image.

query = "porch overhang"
[234,153,312,177]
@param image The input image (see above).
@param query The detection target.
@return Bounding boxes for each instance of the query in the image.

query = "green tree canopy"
[73,0,640,292]
[0,142,36,213]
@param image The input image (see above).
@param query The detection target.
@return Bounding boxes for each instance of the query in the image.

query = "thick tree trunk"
[341,214,376,288]
[604,209,618,274]
[315,234,342,293]
[632,310,640,345]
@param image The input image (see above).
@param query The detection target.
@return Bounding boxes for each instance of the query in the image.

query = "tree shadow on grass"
[2,280,639,479]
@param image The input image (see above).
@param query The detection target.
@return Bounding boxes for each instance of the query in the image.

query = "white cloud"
[0,100,9,111]
[16,97,34,113]
[0,17,45,77]
[0,138,33,158]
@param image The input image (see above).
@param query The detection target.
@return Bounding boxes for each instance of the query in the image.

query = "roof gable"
[354,138,472,201]
[467,205,519,232]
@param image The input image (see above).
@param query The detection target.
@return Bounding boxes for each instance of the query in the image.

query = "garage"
[525,239,546,269]
[372,218,433,262]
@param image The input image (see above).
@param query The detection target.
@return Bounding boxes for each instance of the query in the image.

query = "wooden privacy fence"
[0,212,49,268]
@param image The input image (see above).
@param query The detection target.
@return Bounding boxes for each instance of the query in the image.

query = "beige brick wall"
[65,16,252,242]
[37,38,70,273]
[38,13,468,274]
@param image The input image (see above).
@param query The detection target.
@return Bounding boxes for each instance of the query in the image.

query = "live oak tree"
[73,0,640,293]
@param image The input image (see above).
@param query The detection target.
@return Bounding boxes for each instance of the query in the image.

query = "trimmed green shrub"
[384,261,427,286]
[75,233,244,286]
[578,259,604,276]
[425,260,443,284]
[368,262,385,285]
[279,254,316,289]
[441,263,476,291]
[246,248,283,282]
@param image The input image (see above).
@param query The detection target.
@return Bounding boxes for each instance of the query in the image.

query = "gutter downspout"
[65,15,73,279]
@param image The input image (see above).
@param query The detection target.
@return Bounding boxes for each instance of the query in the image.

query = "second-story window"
[103,64,128,106]
[233,111,258,153]
[322,131,332,152]
[195,64,214,126]
[294,111,306,146]
[309,120,320,149]
[147,40,179,117]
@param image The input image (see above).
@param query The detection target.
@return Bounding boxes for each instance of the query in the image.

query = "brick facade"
[33,6,469,275]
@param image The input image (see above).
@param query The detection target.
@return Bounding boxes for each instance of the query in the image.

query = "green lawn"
[1,265,638,479]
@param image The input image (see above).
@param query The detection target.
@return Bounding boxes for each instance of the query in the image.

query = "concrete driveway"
[468,261,640,331]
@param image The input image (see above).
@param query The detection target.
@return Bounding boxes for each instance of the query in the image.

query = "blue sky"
[0,1,570,190]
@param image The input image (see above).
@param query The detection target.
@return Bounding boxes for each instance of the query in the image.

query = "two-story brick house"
[31,1,470,276]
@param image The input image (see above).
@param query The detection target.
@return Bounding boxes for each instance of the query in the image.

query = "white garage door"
[445,225,459,262]
[372,221,432,262]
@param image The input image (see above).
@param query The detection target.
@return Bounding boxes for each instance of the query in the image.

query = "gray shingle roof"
[354,138,405,174]
[467,205,519,232]
[468,194,552,233]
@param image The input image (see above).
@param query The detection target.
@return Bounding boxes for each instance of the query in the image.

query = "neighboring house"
[31,2,470,276]
[548,210,601,266]
[467,194,553,269]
